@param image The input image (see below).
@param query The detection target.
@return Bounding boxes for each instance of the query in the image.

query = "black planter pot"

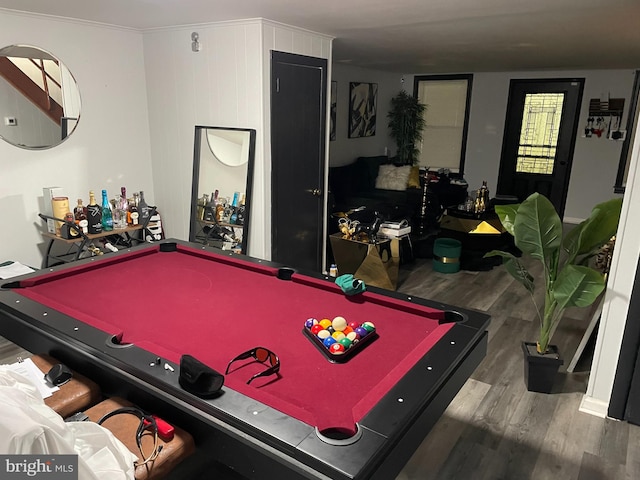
[522,341,564,393]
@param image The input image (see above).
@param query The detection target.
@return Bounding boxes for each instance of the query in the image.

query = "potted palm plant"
[387,90,426,165]
[485,192,622,393]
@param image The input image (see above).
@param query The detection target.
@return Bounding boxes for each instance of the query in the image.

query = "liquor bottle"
[138,190,152,225]
[65,212,80,238]
[236,193,246,226]
[119,187,129,227]
[129,193,139,225]
[74,198,88,234]
[197,194,208,221]
[215,197,226,223]
[204,192,216,222]
[479,180,490,211]
[229,192,240,224]
[86,191,102,234]
[101,189,113,231]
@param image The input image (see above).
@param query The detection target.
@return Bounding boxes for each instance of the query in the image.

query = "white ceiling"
[1,0,639,73]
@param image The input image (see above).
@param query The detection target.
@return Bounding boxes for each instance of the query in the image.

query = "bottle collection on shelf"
[196,190,245,226]
[458,180,490,215]
[56,188,152,238]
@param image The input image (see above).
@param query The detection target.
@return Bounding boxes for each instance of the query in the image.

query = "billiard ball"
[355,326,368,337]
[317,329,331,340]
[323,337,337,348]
[331,316,347,332]
[362,321,376,332]
[329,343,345,354]
[311,324,324,335]
[343,326,354,335]
[348,321,359,331]
[346,331,359,341]
[305,318,318,329]
[319,319,332,329]
[338,337,352,349]
[326,326,336,335]
[331,332,345,341]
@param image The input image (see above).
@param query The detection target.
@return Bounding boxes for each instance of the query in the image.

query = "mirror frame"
[0,44,81,149]
[189,125,256,254]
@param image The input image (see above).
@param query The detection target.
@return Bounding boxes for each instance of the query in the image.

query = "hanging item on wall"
[608,114,627,141]
[348,82,378,138]
[582,97,626,139]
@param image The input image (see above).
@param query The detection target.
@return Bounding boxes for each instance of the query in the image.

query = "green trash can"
[433,238,462,273]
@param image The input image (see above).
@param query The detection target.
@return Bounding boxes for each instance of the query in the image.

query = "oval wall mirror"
[0,45,81,149]
[189,126,256,254]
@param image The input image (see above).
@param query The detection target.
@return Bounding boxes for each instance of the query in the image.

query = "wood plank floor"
[1,257,638,479]
[395,258,640,480]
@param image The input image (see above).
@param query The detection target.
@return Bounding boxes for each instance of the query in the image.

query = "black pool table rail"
[0,239,491,480]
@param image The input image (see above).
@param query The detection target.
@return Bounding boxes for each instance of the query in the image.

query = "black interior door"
[497,79,584,217]
[271,51,327,272]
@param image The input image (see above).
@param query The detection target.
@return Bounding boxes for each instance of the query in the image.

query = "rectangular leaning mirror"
[189,125,256,254]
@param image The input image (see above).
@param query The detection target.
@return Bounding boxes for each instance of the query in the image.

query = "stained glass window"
[516,93,565,174]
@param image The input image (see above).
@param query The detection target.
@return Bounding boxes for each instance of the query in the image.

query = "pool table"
[0,239,490,480]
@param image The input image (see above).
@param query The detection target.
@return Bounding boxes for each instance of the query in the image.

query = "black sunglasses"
[225,347,280,384]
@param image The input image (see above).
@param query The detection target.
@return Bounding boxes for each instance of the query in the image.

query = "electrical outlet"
[4,117,17,126]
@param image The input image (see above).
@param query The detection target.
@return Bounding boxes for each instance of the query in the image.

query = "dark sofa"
[328,155,422,221]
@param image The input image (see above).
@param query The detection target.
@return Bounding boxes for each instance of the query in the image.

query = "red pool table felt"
[17,245,453,434]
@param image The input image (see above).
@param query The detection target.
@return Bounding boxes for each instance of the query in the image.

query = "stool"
[433,238,462,273]
[31,354,101,418]
[85,397,195,480]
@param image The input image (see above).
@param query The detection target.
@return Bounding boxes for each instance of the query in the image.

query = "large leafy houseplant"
[486,193,622,355]
[387,91,426,165]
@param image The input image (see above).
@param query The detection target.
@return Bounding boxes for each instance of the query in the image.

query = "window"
[516,93,564,175]
[413,74,472,173]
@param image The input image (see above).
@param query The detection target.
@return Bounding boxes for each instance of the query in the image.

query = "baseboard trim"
[563,216,585,225]
[579,395,609,418]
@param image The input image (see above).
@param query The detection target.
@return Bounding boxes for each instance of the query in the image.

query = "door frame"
[497,78,585,217]
[270,51,328,272]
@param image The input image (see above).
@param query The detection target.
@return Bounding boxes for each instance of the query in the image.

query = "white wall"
[582,106,640,417]
[143,19,332,260]
[0,9,153,268]
[329,64,404,166]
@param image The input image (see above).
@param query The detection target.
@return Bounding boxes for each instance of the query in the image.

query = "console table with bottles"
[38,212,156,268]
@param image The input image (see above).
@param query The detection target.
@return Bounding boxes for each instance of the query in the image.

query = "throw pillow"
[375,164,412,191]
[407,166,421,189]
